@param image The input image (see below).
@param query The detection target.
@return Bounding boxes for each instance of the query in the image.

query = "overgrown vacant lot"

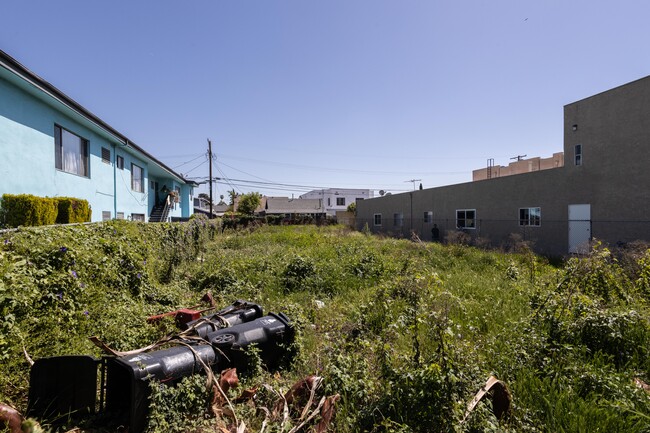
[1,220,649,432]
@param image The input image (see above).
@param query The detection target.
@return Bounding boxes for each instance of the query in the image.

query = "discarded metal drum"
[182,300,264,338]
[27,301,294,433]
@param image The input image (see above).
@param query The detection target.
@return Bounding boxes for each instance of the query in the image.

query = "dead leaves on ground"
[210,369,340,433]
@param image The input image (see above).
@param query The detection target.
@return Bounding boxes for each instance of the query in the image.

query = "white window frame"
[374,213,382,226]
[519,207,541,227]
[456,209,476,229]
[54,125,89,177]
[131,213,145,222]
[131,163,144,193]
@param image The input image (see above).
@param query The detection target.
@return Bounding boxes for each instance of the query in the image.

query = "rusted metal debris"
[0,404,43,433]
[0,404,22,433]
[209,370,339,433]
[635,377,650,392]
[462,375,512,423]
[146,291,217,325]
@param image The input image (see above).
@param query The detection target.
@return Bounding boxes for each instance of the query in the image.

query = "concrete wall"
[358,75,650,255]
[358,168,569,254]
[563,75,650,244]
[473,153,564,181]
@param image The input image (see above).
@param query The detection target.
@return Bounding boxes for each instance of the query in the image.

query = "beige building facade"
[356,76,650,255]
[472,153,564,181]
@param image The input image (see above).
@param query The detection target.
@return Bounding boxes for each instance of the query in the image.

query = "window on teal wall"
[54,125,89,177]
[131,163,144,193]
[101,147,111,164]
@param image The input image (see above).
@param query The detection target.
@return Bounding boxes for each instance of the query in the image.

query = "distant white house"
[262,197,325,218]
[300,188,373,216]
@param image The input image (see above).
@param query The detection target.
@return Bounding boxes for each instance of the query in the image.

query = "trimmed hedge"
[56,197,92,224]
[1,194,91,227]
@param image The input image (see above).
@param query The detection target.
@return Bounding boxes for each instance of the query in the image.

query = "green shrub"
[0,194,90,227]
[147,374,212,433]
[1,194,57,227]
[281,255,316,292]
[56,197,91,223]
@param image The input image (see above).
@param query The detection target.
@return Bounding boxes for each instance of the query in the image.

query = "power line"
[189,176,324,191]
[215,165,243,195]
[172,153,205,170]
[217,154,468,176]
[218,160,279,184]
[405,179,422,190]
[182,158,208,176]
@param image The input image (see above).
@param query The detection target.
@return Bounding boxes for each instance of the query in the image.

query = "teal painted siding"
[0,76,147,221]
[0,75,166,222]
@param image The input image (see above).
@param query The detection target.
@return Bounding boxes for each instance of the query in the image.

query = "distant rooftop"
[473,152,564,181]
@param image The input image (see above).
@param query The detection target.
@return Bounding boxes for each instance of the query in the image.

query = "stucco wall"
[358,168,569,254]
[0,75,150,221]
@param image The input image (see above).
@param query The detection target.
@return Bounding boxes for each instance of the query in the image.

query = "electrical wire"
[217,160,279,184]
[215,165,243,195]
[182,158,208,176]
[218,154,467,176]
[172,153,205,170]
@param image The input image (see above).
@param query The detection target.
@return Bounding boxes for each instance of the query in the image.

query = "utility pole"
[208,139,213,219]
[510,154,527,162]
[405,179,422,190]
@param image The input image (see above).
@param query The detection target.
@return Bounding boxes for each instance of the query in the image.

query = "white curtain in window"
[132,165,143,192]
[61,128,87,176]
[62,129,79,174]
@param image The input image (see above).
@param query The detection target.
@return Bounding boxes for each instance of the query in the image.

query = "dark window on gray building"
[336,197,346,206]
[519,207,541,226]
[424,211,433,223]
[374,213,382,226]
[393,213,403,226]
[456,209,476,229]
[575,144,582,166]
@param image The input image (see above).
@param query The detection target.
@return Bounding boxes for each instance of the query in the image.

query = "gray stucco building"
[356,76,650,255]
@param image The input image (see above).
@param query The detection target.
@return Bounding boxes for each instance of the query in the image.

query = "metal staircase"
[149,201,171,222]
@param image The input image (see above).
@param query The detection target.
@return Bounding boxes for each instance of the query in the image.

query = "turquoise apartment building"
[0,49,195,222]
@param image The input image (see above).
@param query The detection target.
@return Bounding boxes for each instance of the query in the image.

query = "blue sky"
[3,1,650,198]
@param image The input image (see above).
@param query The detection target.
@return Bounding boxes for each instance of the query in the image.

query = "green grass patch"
[1,223,648,431]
